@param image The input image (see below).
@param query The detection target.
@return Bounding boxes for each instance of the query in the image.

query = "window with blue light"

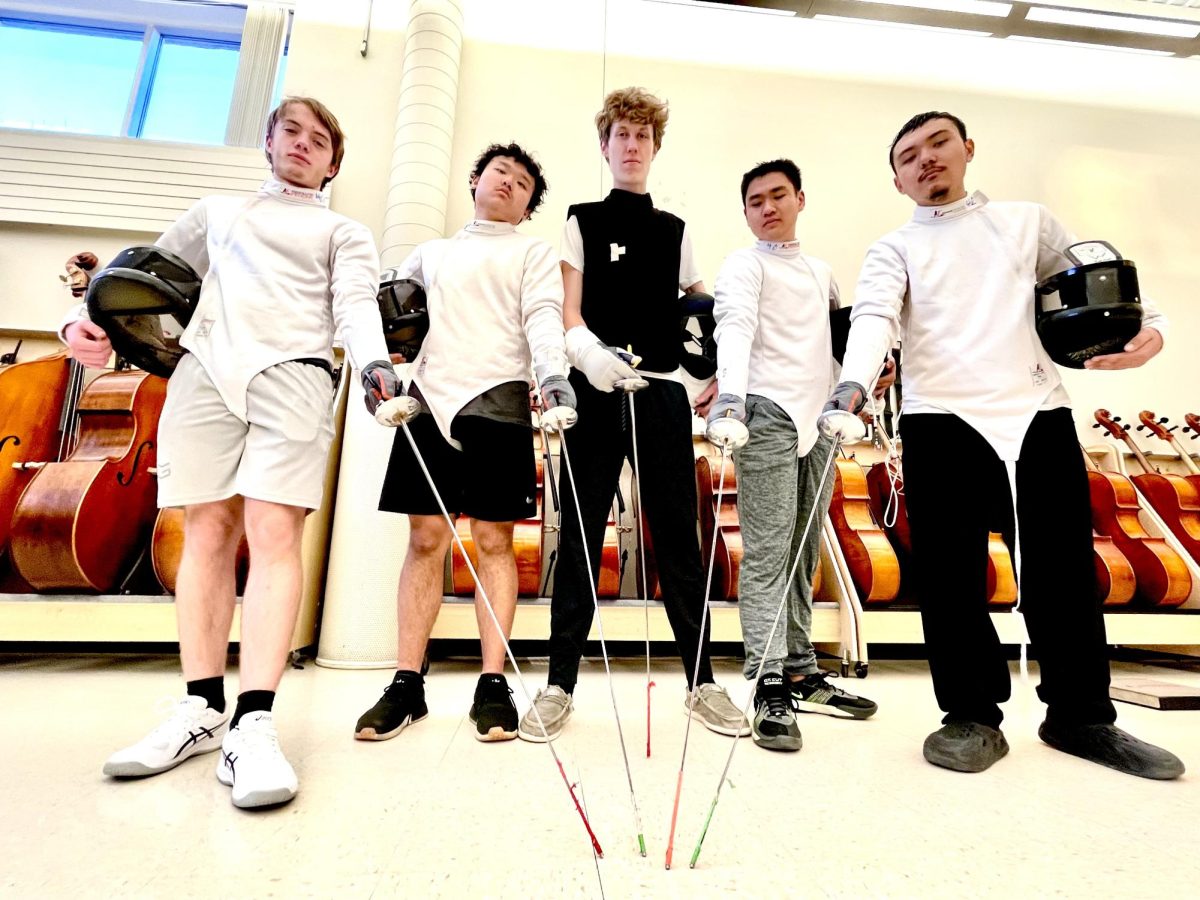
[0,18,142,135]
[138,37,241,144]
[0,8,290,147]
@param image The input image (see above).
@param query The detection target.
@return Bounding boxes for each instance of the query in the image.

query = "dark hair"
[740,159,802,205]
[264,97,345,189]
[469,142,548,217]
[889,111,968,171]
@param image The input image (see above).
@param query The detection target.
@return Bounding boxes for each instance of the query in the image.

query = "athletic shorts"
[156,354,337,510]
[378,412,537,522]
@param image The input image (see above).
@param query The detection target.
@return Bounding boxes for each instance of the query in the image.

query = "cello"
[1082,419,1190,607]
[1094,409,1200,566]
[828,451,901,605]
[1139,410,1200,492]
[695,452,742,601]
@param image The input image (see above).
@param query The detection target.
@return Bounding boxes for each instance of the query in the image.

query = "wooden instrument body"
[1086,469,1191,607]
[1129,472,1200,563]
[1091,532,1137,607]
[696,454,743,601]
[9,371,167,591]
[0,352,73,554]
[150,507,251,594]
[829,456,900,604]
[865,454,1015,606]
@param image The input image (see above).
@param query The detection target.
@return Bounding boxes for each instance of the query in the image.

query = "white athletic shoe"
[216,711,298,809]
[103,696,229,778]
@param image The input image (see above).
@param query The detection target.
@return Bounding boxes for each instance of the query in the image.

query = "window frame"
[0,4,287,147]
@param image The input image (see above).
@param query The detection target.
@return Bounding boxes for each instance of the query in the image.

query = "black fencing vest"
[568,190,685,373]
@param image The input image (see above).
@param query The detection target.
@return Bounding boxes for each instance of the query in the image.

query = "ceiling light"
[1026,6,1200,38]
[814,13,992,34]
[851,0,1013,18]
[1008,35,1176,54]
[653,0,798,14]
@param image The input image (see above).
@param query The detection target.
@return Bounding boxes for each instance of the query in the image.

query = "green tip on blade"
[637,834,647,857]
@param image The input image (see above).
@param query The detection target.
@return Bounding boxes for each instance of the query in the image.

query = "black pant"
[548,371,714,694]
[900,409,1116,729]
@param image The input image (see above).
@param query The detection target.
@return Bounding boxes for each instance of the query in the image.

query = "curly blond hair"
[595,87,669,151]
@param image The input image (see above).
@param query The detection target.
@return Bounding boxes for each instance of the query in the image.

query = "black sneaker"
[752,674,802,752]
[1038,720,1185,780]
[923,720,1009,773]
[789,671,878,720]
[354,673,428,741]
[469,674,518,742]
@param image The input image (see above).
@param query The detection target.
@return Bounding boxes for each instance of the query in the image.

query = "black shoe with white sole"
[789,671,878,720]
[354,674,428,741]
[469,674,519,742]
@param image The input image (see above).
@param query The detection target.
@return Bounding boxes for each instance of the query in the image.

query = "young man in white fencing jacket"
[64,97,399,808]
[827,111,1183,779]
[355,143,575,744]
[518,87,747,742]
[708,159,880,753]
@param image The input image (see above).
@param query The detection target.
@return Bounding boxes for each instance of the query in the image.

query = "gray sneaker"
[686,683,751,737]
[752,674,802,752]
[517,686,573,742]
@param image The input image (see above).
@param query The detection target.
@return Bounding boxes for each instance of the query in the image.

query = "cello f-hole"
[0,435,20,452]
[117,439,155,486]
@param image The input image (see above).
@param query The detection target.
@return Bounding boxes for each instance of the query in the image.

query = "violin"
[1095,409,1200,566]
[828,452,900,605]
[1082,416,1190,606]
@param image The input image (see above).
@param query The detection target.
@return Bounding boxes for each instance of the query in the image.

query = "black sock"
[231,690,275,728]
[187,676,226,713]
[393,669,424,688]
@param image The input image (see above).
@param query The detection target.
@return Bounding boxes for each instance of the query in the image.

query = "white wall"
[4,0,1199,447]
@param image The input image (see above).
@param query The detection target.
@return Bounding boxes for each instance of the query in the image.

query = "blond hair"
[595,87,669,152]
[264,96,346,188]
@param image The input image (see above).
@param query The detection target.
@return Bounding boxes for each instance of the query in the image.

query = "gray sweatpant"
[734,395,835,681]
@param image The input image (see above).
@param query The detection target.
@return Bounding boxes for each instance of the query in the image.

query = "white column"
[318,0,463,667]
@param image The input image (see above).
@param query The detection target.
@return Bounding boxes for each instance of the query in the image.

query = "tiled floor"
[2,651,1197,898]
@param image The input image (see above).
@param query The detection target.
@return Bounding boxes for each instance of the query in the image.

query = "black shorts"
[378,412,537,522]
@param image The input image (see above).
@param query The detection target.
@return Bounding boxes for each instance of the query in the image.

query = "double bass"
[8,252,169,591]
[9,368,167,591]
[1,255,93,566]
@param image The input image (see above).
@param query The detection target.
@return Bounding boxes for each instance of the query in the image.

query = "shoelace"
[759,686,792,718]
[148,697,204,739]
[237,720,282,754]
